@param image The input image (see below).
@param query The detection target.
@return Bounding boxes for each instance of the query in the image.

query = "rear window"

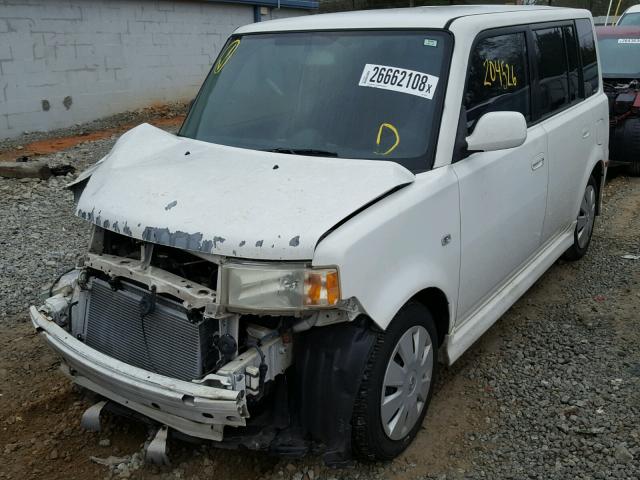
[618,13,640,26]
[597,35,640,78]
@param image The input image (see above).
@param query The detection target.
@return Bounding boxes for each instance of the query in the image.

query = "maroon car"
[596,26,640,175]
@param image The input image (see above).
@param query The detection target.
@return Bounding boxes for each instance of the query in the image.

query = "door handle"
[582,128,590,139]
[531,156,545,171]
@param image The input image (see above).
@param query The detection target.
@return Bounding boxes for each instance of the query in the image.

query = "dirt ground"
[0,118,638,480]
[0,104,186,163]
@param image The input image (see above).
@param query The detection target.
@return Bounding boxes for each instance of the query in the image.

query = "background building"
[0,0,315,139]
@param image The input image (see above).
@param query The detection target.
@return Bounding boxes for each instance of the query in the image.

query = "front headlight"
[221,263,340,312]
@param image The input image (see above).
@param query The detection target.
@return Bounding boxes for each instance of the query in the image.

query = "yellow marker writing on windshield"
[376,123,400,155]
[214,39,240,74]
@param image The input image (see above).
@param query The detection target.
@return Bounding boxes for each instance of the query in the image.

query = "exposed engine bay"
[604,78,640,167]
[32,226,371,465]
[54,227,299,393]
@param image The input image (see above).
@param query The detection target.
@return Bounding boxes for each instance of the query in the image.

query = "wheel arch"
[409,287,450,348]
[591,159,606,215]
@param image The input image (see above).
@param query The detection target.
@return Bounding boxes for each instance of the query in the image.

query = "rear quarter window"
[576,19,599,97]
[563,25,581,101]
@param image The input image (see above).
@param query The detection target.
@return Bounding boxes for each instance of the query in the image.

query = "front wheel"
[351,302,438,461]
[563,175,597,261]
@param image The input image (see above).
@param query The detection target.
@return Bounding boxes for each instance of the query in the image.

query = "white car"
[617,4,640,25]
[31,5,608,464]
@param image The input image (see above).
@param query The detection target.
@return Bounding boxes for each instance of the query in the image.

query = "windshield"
[618,13,640,26]
[179,30,452,171]
[597,36,640,77]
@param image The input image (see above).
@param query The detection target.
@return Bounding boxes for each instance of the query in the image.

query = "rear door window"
[465,31,531,132]
[533,27,570,116]
[575,19,599,97]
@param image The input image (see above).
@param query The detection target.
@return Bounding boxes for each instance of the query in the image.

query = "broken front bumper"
[30,306,248,441]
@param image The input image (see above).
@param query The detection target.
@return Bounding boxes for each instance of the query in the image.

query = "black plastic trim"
[291,317,378,466]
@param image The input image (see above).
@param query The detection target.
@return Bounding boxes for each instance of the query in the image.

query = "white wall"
[0,0,306,139]
[262,5,310,20]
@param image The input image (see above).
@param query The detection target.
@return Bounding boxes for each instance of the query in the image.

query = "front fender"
[313,167,460,332]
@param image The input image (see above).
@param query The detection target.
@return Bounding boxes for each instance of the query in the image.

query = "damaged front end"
[32,225,371,464]
[31,120,414,463]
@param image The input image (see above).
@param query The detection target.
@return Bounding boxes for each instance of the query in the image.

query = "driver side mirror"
[465,111,527,153]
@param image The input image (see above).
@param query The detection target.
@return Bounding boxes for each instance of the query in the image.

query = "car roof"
[236,5,581,34]
[596,26,640,38]
[621,5,640,15]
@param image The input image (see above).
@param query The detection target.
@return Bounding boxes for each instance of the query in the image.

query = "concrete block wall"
[0,0,306,139]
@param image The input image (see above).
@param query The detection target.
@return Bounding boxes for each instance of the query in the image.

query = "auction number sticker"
[359,64,439,100]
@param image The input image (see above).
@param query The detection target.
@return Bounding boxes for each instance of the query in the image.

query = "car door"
[453,28,549,321]
[536,21,602,240]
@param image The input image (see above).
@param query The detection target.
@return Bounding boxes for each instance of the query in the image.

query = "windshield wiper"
[265,148,339,157]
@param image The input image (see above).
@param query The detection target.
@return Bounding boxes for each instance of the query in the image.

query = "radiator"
[83,278,218,381]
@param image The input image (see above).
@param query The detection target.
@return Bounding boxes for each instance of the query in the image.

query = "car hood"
[74,123,415,261]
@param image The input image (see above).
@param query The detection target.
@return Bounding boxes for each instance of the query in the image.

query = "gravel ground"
[0,120,638,480]
[431,174,640,480]
[1,140,110,320]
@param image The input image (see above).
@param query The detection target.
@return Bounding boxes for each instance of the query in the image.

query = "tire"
[351,302,438,461]
[622,118,640,177]
[563,175,597,261]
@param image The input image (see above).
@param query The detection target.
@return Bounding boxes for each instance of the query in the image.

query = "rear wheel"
[630,157,640,177]
[622,118,640,176]
[351,302,438,461]
[563,175,597,261]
